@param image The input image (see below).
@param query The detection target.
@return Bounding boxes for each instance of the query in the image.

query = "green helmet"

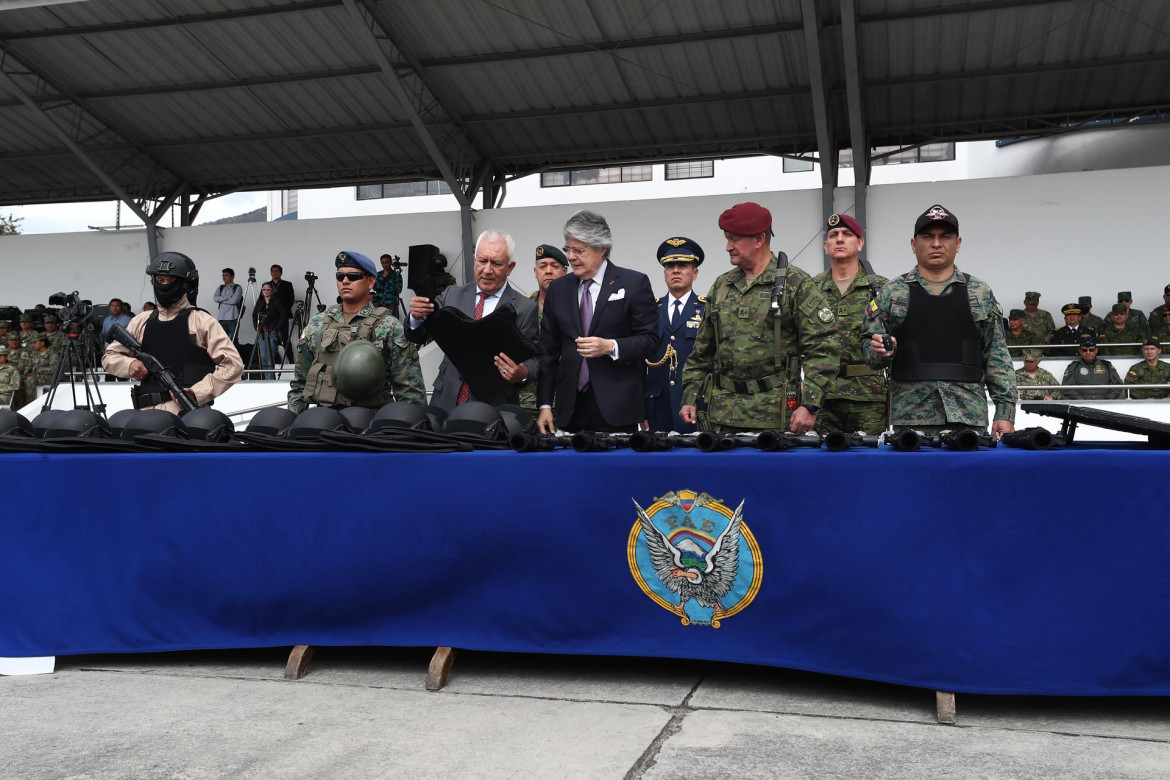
[332,339,385,400]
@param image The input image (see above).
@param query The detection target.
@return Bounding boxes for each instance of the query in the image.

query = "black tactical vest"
[139,309,216,395]
[892,276,984,383]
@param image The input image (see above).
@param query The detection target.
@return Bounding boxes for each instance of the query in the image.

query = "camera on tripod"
[47,291,94,331]
[247,267,257,283]
[305,271,318,289]
[389,255,403,270]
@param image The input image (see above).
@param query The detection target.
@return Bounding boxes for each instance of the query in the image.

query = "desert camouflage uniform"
[288,301,425,414]
[1061,358,1123,400]
[5,343,28,376]
[1124,360,1170,400]
[22,347,54,404]
[1015,367,1062,401]
[810,267,888,435]
[680,255,839,432]
[1097,324,1145,357]
[1023,309,1055,343]
[0,354,21,407]
[862,266,1016,429]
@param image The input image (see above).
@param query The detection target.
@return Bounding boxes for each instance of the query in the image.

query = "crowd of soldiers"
[0,313,67,407]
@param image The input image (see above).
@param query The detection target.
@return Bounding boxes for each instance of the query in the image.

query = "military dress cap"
[1078,295,1092,307]
[335,250,377,276]
[1061,303,1082,316]
[826,213,864,238]
[1021,348,1044,361]
[1079,333,1098,347]
[1024,291,1041,303]
[18,313,32,322]
[535,244,568,267]
[656,237,704,266]
[1008,308,1026,319]
[913,204,959,235]
[1142,336,1161,349]
[1110,303,1128,315]
[718,202,772,235]
[1117,291,1132,302]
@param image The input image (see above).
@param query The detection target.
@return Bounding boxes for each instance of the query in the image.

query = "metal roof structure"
[2,0,1169,258]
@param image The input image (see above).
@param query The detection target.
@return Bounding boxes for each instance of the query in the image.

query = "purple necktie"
[578,281,593,391]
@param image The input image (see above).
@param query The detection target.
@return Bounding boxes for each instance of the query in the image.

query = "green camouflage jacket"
[0,363,20,404]
[1015,367,1061,401]
[811,266,888,403]
[1097,324,1144,356]
[1124,360,1170,400]
[1023,310,1055,343]
[680,255,838,430]
[288,301,424,414]
[862,266,1016,427]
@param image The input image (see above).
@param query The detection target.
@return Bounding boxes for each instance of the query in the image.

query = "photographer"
[102,252,243,413]
[213,268,243,340]
[374,253,403,314]
[253,281,287,380]
[269,265,296,358]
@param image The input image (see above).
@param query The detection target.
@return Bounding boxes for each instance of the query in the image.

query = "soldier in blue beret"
[645,237,706,432]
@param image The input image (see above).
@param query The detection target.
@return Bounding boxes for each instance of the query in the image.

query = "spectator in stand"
[142,302,156,312]
[1149,285,1170,331]
[253,282,288,381]
[1098,302,1145,357]
[1152,309,1170,340]
[1015,348,1061,401]
[1115,291,1150,337]
[101,298,131,340]
[213,268,244,341]
[1062,334,1123,400]
[1124,337,1170,400]
[1078,296,1105,334]
[1005,309,1031,350]
[1047,303,1090,357]
[1021,291,1053,344]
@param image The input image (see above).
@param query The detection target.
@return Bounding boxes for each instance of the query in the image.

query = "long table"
[3,446,1168,696]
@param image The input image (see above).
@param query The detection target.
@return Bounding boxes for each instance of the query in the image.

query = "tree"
[0,213,21,236]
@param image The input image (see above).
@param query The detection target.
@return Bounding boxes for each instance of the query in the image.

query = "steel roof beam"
[840,0,869,250]
[801,0,837,270]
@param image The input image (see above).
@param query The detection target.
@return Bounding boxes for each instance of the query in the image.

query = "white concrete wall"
[4,164,1170,328]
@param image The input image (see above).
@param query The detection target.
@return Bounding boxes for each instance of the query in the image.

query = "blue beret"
[657,237,704,266]
[335,251,376,276]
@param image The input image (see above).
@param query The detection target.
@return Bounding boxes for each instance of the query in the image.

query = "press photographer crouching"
[102,252,243,413]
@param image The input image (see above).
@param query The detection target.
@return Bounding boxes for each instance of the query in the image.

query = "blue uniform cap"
[335,251,376,276]
[656,237,704,266]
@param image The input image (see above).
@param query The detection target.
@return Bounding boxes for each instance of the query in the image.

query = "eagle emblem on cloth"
[628,490,763,628]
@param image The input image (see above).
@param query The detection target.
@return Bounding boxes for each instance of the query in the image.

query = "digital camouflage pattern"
[1023,309,1055,343]
[0,361,20,406]
[1097,324,1145,356]
[22,347,54,403]
[1015,367,1062,401]
[1004,329,1035,351]
[810,267,888,435]
[862,266,1016,428]
[44,329,64,354]
[1060,357,1123,400]
[518,290,545,413]
[681,255,839,431]
[1082,312,1106,334]
[1124,360,1170,400]
[288,301,425,414]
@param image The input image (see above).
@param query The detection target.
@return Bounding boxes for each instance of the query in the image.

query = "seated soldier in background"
[1015,348,1061,401]
[1148,284,1170,325]
[1047,302,1090,357]
[1097,302,1144,357]
[1061,334,1123,400]
[22,332,54,404]
[42,315,63,355]
[1151,308,1170,340]
[1115,291,1150,337]
[1004,309,1031,351]
[1021,291,1053,344]
[0,345,22,407]
[1079,295,1105,334]
[1124,337,1170,400]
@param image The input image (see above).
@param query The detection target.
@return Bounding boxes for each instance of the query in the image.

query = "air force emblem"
[628,490,762,628]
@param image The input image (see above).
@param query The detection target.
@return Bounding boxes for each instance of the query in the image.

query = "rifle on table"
[696,430,822,452]
[510,431,573,452]
[629,431,701,452]
[939,428,998,451]
[886,429,941,451]
[105,323,199,413]
[999,427,1064,450]
[824,430,882,451]
[570,431,632,452]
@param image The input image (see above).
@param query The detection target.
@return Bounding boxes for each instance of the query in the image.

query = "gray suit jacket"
[406,282,539,411]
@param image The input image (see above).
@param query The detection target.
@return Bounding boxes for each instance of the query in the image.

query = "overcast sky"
[3,191,270,234]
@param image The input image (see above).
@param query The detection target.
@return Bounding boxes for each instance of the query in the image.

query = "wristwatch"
[801,404,820,415]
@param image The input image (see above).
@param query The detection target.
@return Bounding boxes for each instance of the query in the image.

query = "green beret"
[535,244,568,267]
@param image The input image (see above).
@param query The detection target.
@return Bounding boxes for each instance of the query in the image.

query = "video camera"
[305,271,318,289]
[247,267,257,283]
[47,291,94,329]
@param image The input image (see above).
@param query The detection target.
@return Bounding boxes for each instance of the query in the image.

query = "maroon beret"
[826,213,863,239]
[718,202,772,236]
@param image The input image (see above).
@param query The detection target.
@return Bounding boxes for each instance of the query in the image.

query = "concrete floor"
[2,648,1167,779]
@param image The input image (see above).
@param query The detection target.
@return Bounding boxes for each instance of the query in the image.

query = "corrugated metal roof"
[0,0,1167,205]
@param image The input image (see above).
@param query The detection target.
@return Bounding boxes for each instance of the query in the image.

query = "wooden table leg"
[426,646,457,691]
[936,690,956,725]
[285,645,315,680]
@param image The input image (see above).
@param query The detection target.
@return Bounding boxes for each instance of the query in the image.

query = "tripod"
[42,319,106,416]
[286,278,327,368]
[235,270,266,379]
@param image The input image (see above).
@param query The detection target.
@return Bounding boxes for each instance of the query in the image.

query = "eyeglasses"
[562,245,591,257]
[336,272,367,282]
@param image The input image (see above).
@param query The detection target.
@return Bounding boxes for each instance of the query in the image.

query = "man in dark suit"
[406,229,538,411]
[269,264,297,360]
[644,237,706,433]
[537,210,660,433]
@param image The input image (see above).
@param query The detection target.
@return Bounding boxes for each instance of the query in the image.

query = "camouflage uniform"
[1082,313,1106,334]
[22,345,54,404]
[1150,314,1170,340]
[811,266,888,435]
[680,255,838,432]
[1015,367,1062,401]
[0,350,21,407]
[1124,360,1170,400]
[1097,324,1144,357]
[1023,309,1054,344]
[43,328,64,354]
[1125,308,1150,337]
[5,341,28,376]
[518,290,545,414]
[862,266,1016,429]
[1061,358,1123,400]
[1004,329,1033,354]
[288,300,425,414]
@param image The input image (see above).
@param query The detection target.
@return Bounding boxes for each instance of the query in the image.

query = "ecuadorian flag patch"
[865,299,879,318]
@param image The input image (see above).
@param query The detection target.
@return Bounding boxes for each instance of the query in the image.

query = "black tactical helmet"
[147,252,199,306]
[182,408,235,442]
[106,409,137,437]
[42,409,112,438]
[287,407,346,440]
[443,400,504,439]
[369,402,428,431]
[30,409,65,438]
[496,404,534,441]
[118,409,187,440]
[332,340,385,400]
[339,405,375,433]
[0,409,33,437]
[246,407,297,436]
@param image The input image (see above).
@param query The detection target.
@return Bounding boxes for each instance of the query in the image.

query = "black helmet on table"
[147,252,199,307]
